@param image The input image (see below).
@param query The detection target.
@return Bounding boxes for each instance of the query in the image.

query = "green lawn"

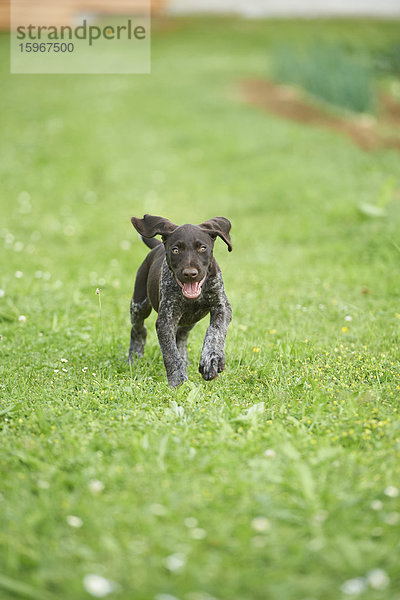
[1,17,400,600]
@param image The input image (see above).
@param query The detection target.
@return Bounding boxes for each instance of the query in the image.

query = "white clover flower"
[384,486,399,498]
[37,480,50,489]
[264,449,276,458]
[251,517,271,533]
[164,553,186,572]
[190,528,207,540]
[83,574,114,597]
[314,511,328,523]
[0,289,5,298]
[120,240,131,251]
[184,517,198,528]
[66,515,83,528]
[370,500,383,511]
[344,315,353,322]
[367,569,389,590]
[384,512,399,525]
[150,503,167,516]
[340,577,367,595]
[18,315,26,323]
[88,479,105,494]
[251,536,267,548]
[18,190,31,203]
[15,270,23,278]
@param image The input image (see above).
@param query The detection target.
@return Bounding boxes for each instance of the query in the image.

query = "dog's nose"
[182,268,198,280]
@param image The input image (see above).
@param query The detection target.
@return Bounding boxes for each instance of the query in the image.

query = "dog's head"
[131,214,232,299]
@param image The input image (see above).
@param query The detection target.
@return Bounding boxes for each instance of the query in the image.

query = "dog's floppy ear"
[131,214,177,240]
[199,217,232,252]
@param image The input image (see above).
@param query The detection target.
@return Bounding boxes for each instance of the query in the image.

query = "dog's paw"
[126,353,140,365]
[128,339,146,361]
[167,362,188,388]
[127,347,144,363]
[168,370,188,388]
[199,351,225,381]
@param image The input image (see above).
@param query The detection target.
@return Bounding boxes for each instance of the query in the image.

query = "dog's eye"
[199,245,207,253]
[171,247,179,254]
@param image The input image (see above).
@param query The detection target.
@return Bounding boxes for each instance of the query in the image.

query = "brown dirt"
[241,79,400,152]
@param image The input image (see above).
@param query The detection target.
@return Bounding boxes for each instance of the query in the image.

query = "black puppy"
[128,214,232,388]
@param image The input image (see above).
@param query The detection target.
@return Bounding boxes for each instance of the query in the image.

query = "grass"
[1,16,400,600]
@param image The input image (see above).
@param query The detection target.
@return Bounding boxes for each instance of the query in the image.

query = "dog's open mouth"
[175,275,206,299]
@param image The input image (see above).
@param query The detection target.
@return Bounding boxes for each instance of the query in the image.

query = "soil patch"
[241,79,400,152]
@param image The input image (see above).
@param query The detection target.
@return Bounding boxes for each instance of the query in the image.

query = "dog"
[128,214,232,388]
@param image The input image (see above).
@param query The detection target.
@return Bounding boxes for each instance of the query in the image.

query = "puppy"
[128,215,232,387]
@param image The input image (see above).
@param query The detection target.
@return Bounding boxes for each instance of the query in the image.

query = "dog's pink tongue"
[183,281,201,299]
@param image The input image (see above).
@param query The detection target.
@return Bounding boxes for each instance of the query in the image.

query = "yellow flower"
[252,347,260,353]
[342,326,348,333]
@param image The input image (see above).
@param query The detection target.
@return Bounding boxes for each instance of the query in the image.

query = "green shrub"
[375,42,400,75]
[271,42,375,113]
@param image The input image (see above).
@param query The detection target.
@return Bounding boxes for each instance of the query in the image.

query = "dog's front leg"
[156,306,188,388]
[199,294,232,381]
